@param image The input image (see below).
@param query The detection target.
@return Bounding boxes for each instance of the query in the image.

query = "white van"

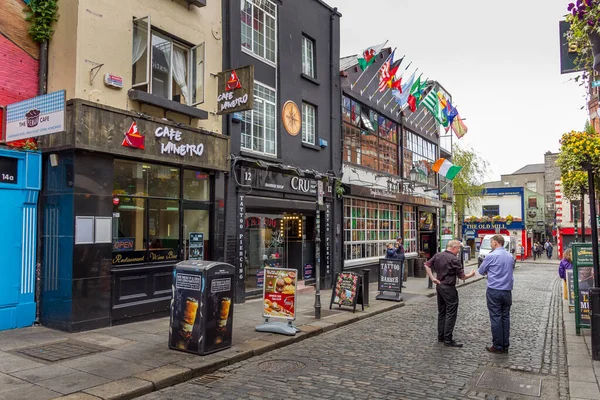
[477,234,517,268]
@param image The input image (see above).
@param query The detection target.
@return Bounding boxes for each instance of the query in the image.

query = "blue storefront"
[0,148,41,331]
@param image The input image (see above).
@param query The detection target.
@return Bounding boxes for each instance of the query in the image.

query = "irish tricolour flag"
[432,158,463,180]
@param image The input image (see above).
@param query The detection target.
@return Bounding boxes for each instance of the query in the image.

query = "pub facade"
[38,0,227,331]
[340,49,443,276]
[222,0,343,302]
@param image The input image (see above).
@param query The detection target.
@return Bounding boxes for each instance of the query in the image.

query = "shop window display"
[344,198,401,261]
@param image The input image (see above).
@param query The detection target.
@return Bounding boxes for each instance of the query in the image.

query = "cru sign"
[240,166,333,197]
[216,65,254,115]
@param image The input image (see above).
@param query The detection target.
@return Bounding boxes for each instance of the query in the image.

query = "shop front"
[234,164,334,301]
[39,100,229,331]
[343,183,442,277]
[462,220,525,256]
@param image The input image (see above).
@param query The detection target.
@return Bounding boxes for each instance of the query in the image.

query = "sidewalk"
[563,298,600,399]
[0,265,485,400]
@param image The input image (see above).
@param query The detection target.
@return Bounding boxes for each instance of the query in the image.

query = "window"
[241,0,277,64]
[482,205,500,217]
[403,130,437,186]
[342,96,399,175]
[132,17,205,106]
[301,36,315,78]
[241,81,277,155]
[302,102,316,145]
[112,160,212,266]
[528,197,538,208]
[403,206,417,253]
[526,181,537,193]
[344,199,401,261]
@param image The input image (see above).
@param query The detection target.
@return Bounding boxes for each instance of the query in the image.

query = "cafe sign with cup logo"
[216,65,254,115]
[4,90,66,142]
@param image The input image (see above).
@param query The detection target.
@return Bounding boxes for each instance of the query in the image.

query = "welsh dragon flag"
[432,158,463,180]
[357,43,385,70]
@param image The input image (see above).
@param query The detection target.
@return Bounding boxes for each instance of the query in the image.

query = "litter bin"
[169,261,235,355]
[414,258,427,278]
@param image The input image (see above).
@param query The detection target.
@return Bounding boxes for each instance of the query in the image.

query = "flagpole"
[360,48,396,96]
[351,40,388,90]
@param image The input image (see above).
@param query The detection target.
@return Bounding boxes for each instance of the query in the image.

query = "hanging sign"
[216,65,254,115]
[5,90,66,142]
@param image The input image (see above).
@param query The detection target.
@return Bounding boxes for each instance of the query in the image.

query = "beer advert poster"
[170,272,203,353]
[204,276,234,353]
[332,272,359,307]
[263,267,297,320]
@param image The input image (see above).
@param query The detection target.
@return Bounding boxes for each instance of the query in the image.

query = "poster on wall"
[419,212,435,231]
[189,232,204,260]
[263,267,297,320]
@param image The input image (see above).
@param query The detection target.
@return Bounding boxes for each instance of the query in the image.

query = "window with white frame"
[526,181,537,193]
[241,0,277,65]
[302,36,315,77]
[241,81,277,155]
[403,205,417,253]
[132,16,205,106]
[302,102,316,145]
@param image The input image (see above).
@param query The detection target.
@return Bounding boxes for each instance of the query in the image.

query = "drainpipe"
[35,39,48,325]
[329,7,339,287]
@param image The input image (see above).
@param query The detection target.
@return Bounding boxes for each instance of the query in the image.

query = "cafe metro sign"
[216,65,254,115]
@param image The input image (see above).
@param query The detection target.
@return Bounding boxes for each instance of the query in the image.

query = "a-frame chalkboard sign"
[329,272,364,313]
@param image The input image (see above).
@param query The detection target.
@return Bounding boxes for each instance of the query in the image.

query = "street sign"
[593,80,600,88]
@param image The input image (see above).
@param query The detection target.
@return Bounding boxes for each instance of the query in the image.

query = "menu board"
[262,267,297,320]
[331,272,359,308]
[378,259,402,292]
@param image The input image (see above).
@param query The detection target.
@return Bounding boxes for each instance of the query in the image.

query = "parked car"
[477,234,517,269]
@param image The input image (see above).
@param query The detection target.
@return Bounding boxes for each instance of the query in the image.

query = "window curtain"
[132,29,147,65]
[173,48,189,103]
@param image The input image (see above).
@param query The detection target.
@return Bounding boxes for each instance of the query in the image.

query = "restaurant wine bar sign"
[216,65,254,115]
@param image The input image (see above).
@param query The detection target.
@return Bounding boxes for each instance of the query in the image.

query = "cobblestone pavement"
[139,264,567,400]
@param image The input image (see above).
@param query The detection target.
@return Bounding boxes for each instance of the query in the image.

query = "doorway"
[182,205,210,261]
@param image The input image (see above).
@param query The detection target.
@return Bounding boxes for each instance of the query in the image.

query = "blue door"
[0,149,41,331]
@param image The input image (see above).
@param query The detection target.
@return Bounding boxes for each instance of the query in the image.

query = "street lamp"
[410,165,418,182]
[582,161,600,360]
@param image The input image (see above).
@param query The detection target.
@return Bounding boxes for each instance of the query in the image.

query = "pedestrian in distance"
[532,242,538,261]
[559,249,573,300]
[478,234,514,354]
[425,240,476,348]
[546,241,553,259]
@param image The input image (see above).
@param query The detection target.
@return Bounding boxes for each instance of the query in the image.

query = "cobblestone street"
[139,264,567,400]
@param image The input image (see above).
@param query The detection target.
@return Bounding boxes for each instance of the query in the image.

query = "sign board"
[566,269,575,311]
[240,166,333,198]
[329,272,364,313]
[262,267,297,320]
[559,21,583,74]
[593,80,600,88]
[188,232,204,260]
[303,263,314,281]
[216,65,254,115]
[376,259,404,302]
[0,156,18,184]
[104,73,124,89]
[572,243,598,334]
[5,90,66,142]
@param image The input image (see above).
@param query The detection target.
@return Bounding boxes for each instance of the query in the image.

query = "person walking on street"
[425,240,476,348]
[559,249,573,300]
[546,241,553,259]
[532,242,538,260]
[478,234,514,354]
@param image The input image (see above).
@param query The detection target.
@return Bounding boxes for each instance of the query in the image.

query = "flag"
[437,92,447,109]
[451,114,468,138]
[389,57,403,77]
[432,158,463,180]
[392,72,415,107]
[358,43,385,70]
[445,102,458,125]
[407,76,421,112]
[378,56,392,92]
[422,89,444,124]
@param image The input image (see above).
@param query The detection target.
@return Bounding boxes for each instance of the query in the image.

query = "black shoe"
[503,347,509,354]
[444,341,463,348]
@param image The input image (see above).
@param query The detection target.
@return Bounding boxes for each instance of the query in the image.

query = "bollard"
[362,268,370,306]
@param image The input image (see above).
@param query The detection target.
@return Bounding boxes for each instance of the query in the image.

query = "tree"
[557,127,600,201]
[452,144,490,237]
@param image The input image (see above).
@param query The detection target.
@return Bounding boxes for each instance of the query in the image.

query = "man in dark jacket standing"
[425,240,476,348]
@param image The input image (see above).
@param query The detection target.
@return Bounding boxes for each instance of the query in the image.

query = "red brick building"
[0,0,39,141]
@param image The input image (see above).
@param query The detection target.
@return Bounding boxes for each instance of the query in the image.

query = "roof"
[511,163,545,175]
[340,55,358,71]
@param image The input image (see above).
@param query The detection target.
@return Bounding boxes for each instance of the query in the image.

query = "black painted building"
[222,0,342,302]
[340,48,444,278]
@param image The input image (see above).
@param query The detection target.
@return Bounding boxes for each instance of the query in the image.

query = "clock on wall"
[282,101,301,136]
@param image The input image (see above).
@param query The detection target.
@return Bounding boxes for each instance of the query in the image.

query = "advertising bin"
[406,258,414,278]
[414,258,427,278]
[169,261,235,355]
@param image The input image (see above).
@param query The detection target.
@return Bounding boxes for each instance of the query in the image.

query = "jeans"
[437,284,459,343]
[486,288,512,350]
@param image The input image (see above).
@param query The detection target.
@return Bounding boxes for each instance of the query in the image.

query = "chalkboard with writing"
[376,259,404,302]
[329,272,364,313]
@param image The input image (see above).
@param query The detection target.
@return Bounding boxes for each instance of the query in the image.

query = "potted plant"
[566,1,600,72]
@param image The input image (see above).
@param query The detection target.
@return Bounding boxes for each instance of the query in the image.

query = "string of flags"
[354,42,469,139]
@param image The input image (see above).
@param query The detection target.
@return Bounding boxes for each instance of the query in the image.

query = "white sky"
[337,0,588,180]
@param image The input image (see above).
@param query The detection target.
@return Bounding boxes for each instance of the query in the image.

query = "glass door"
[182,205,210,261]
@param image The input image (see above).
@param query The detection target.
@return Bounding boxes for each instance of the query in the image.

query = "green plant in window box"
[335,180,345,198]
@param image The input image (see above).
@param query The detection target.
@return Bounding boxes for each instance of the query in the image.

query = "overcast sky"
[337,0,588,180]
